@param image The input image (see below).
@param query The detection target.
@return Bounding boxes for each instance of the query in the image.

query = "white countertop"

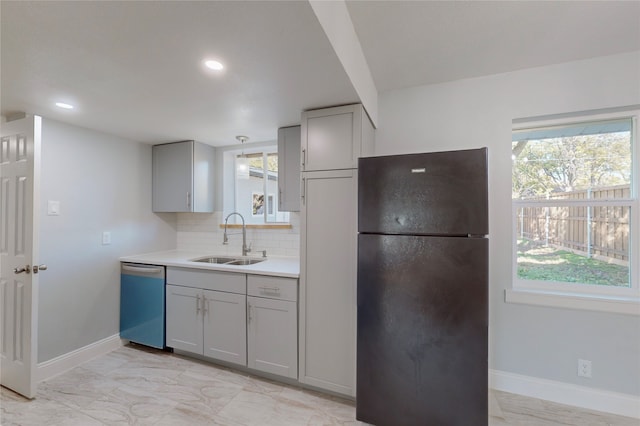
[120,250,300,278]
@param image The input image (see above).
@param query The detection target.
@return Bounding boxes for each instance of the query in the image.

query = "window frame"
[224,145,290,225]
[508,110,640,315]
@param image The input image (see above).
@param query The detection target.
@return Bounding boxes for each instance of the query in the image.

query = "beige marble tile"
[37,366,121,410]
[158,371,245,417]
[278,386,358,423]
[493,390,639,426]
[81,384,178,425]
[155,403,246,426]
[489,391,505,419]
[489,416,512,426]
[2,345,638,426]
[104,361,183,393]
[1,388,102,426]
[217,388,359,426]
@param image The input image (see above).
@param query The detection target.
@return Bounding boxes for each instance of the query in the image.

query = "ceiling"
[2,1,639,147]
[346,1,640,92]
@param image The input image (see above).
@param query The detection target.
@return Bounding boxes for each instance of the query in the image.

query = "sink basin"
[190,256,265,265]
[227,259,265,265]
[191,256,238,264]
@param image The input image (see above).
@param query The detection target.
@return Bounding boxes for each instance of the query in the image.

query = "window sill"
[219,223,292,230]
[505,288,640,316]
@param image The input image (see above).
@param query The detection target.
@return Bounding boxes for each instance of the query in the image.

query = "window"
[510,112,639,312]
[225,146,290,225]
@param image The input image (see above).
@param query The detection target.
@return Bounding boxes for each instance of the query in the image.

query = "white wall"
[38,119,177,362]
[376,51,640,396]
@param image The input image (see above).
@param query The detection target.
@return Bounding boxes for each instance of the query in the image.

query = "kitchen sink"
[190,256,265,265]
[226,259,265,265]
[191,256,238,264]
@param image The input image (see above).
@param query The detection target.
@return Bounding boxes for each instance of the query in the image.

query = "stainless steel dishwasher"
[120,263,166,349]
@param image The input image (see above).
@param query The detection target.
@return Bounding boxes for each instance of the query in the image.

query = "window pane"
[512,124,631,200]
[515,205,631,287]
[232,150,289,224]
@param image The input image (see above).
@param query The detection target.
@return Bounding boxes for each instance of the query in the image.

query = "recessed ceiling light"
[204,60,224,71]
[55,102,74,109]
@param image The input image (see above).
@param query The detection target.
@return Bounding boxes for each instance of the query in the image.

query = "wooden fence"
[516,185,630,264]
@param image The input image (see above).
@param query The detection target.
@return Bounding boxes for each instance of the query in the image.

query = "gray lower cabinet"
[202,290,246,364]
[247,275,298,379]
[165,268,246,366]
[166,285,204,354]
[166,268,298,379]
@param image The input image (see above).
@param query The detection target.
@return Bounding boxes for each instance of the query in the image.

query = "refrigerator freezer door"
[357,234,488,426]
[358,148,488,236]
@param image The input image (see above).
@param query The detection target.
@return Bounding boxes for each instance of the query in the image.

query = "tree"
[512,132,631,199]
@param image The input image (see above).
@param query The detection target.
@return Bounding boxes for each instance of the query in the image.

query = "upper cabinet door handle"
[302,149,306,169]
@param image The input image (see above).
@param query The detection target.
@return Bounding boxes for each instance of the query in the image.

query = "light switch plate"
[47,200,60,216]
[102,231,111,245]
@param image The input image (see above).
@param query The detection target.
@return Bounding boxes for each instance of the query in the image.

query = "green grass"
[517,239,629,287]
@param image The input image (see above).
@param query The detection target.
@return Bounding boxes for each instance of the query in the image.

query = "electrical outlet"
[578,359,592,378]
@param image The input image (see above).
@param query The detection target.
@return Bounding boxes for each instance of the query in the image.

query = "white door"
[0,115,41,398]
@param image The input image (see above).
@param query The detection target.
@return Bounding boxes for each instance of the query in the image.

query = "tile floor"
[1,344,637,425]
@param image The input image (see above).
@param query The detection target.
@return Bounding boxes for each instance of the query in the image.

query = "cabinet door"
[152,141,193,212]
[302,107,357,171]
[247,296,297,379]
[192,142,215,212]
[166,285,203,354]
[277,126,301,212]
[203,290,247,365]
[300,170,357,396]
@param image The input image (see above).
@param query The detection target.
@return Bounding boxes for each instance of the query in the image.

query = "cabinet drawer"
[167,267,246,294]
[248,275,298,302]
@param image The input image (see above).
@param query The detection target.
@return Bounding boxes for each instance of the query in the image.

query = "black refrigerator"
[356,148,488,426]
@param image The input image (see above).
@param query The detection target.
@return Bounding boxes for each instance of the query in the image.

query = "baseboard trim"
[490,369,640,419]
[37,334,125,382]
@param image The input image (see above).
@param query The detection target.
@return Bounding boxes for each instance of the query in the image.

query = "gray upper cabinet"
[277,125,301,212]
[301,104,374,172]
[152,140,215,212]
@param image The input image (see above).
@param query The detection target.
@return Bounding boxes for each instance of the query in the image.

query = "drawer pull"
[259,286,280,293]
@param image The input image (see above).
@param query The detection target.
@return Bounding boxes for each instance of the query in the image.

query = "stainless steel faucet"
[223,212,251,256]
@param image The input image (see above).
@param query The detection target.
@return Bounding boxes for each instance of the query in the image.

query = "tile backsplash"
[176,212,300,257]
